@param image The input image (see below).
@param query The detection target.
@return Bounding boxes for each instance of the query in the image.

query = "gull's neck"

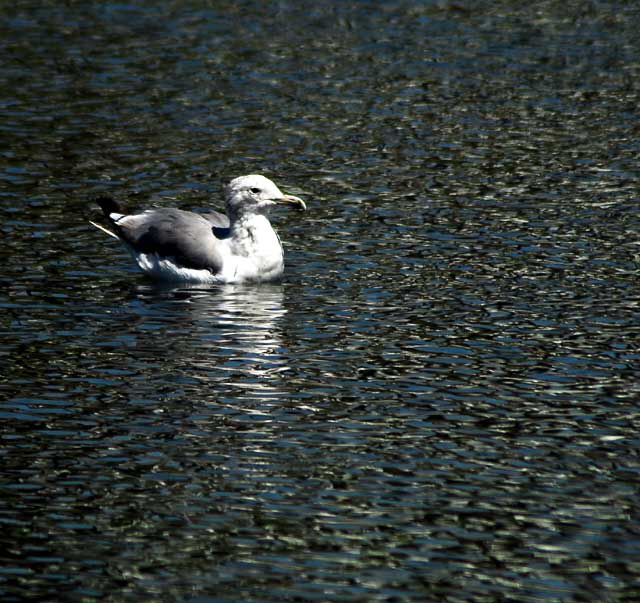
[223,212,284,281]
[228,212,280,253]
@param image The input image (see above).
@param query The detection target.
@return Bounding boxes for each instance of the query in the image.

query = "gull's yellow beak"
[275,194,306,211]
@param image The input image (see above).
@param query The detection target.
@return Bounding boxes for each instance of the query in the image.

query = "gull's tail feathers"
[91,195,127,239]
[89,220,119,239]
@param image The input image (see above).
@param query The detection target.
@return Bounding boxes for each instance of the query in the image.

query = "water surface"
[2,2,640,602]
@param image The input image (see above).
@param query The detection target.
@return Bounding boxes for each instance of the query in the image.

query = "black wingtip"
[95,195,122,219]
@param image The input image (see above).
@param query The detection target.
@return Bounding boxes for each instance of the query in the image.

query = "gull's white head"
[225,174,305,218]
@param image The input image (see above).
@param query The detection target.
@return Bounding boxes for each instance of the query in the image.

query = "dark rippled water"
[2,2,640,602]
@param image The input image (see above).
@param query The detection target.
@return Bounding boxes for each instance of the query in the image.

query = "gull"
[90,174,306,284]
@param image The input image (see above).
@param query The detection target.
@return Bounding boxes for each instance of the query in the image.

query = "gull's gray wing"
[201,209,231,239]
[201,209,230,228]
[113,208,226,273]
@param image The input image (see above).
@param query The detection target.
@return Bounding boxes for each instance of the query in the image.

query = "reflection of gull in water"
[167,285,289,405]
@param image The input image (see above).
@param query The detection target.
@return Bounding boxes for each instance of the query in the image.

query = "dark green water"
[2,2,640,602]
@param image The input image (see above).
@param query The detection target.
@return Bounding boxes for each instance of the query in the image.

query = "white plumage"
[91,174,305,284]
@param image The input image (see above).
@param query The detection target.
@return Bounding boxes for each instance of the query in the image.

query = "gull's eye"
[250,187,261,194]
